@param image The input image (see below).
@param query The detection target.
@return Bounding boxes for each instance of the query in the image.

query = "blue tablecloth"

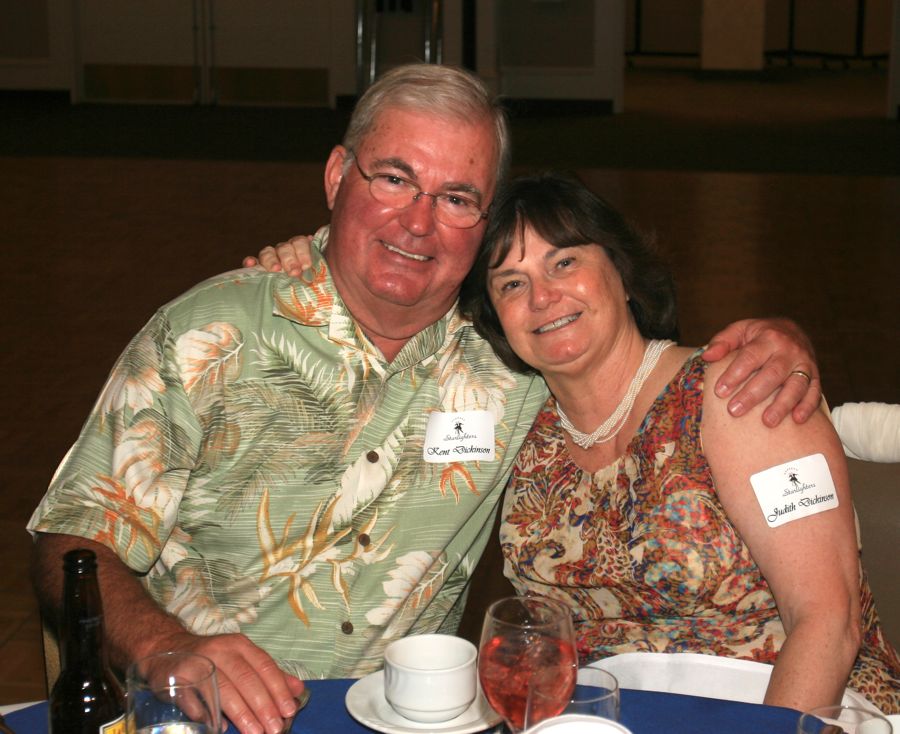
[7,679,803,733]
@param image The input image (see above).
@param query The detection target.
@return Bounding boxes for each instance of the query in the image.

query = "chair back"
[593,653,880,712]
[41,614,60,694]
[829,401,900,647]
[847,457,900,649]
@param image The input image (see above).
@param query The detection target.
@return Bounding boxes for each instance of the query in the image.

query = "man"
[29,64,819,734]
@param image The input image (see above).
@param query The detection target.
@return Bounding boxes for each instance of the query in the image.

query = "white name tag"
[423,410,495,463]
[750,453,839,527]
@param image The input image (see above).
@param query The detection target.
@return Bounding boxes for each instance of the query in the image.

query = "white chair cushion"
[832,402,900,463]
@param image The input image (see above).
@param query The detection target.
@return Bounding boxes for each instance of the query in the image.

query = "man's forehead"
[362,107,496,162]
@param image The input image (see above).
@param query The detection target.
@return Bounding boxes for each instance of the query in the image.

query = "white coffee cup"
[383,634,477,723]
[524,714,634,734]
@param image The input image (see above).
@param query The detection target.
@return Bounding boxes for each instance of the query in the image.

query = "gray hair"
[343,64,510,186]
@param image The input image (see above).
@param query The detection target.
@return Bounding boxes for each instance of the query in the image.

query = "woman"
[458,171,900,713]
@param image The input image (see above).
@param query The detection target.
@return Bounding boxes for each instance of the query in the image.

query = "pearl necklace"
[557,339,675,449]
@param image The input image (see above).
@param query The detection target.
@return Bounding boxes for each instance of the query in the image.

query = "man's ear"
[324,145,348,211]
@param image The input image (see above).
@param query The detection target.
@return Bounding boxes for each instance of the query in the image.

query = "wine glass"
[126,651,221,734]
[796,705,893,733]
[478,596,578,733]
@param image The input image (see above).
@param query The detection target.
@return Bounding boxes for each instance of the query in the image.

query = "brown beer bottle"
[49,548,126,734]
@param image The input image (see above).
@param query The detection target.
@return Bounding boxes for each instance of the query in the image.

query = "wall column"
[889,0,900,118]
[700,0,766,71]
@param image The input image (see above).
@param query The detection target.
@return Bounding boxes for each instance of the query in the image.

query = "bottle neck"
[60,569,109,672]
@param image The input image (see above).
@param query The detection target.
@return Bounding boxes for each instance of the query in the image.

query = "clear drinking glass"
[525,666,620,728]
[562,668,620,721]
[478,596,578,733]
[126,651,221,734]
[796,705,892,734]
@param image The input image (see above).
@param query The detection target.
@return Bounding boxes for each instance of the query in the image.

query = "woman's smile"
[534,313,582,334]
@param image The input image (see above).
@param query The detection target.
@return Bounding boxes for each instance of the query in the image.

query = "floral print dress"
[500,352,900,713]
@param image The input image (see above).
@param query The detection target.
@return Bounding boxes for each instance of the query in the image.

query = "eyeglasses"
[349,150,488,229]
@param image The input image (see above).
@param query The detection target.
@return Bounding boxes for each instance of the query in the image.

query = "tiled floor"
[1,66,897,705]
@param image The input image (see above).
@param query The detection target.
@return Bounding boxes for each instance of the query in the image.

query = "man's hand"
[33,534,304,734]
[703,317,821,427]
[243,236,314,278]
[147,629,305,734]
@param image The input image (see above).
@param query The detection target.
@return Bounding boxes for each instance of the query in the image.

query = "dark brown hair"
[459,171,679,374]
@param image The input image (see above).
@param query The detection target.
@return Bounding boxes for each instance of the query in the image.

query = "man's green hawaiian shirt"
[29,227,548,679]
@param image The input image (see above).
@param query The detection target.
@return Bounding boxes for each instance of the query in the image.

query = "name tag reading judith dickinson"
[750,453,839,527]
[424,410,495,463]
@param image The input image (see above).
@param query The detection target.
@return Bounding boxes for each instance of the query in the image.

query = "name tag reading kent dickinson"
[424,410,495,463]
[750,452,839,527]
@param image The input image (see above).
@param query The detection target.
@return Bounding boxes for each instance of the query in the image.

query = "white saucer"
[345,670,502,734]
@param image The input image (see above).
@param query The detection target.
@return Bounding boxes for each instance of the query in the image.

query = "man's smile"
[381,240,432,262]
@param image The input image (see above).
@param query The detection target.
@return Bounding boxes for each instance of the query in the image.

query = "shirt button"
[366,450,379,463]
[341,621,354,635]
[358,533,371,547]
